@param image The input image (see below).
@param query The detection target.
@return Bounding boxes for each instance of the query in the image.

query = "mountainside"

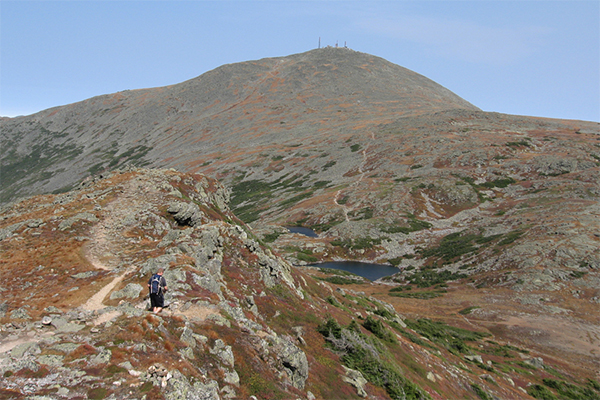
[1,48,600,399]
[1,168,598,400]
[0,47,479,205]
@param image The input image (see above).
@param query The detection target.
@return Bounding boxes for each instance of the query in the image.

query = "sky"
[1,1,599,122]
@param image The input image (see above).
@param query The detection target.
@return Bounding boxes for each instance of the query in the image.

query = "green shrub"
[506,140,531,148]
[382,214,432,234]
[263,231,282,243]
[404,319,489,355]
[389,290,445,299]
[319,276,363,285]
[317,317,430,400]
[326,296,341,307]
[373,307,396,320]
[528,384,558,400]
[406,268,467,288]
[317,316,342,339]
[479,177,516,188]
[541,378,600,400]
[421,231,480,261]
[471,383,492,400]
[363,316,396,343]
[296,252,318,263]
[458,306,479,315]
[323,160,337,170]
[497,230,523,246]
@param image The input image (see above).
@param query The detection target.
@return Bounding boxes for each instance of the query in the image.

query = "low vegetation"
[317,317,431,400]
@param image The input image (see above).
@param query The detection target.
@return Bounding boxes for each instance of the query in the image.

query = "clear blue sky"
[1,1,599,122]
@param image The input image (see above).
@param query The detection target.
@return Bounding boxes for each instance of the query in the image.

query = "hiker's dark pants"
[150,293,164,308]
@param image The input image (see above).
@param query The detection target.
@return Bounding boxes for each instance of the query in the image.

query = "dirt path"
[82,179,153,311]
[333,131,376,221]
[81,267,134,311]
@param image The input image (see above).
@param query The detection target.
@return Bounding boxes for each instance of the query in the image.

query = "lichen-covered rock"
[58,212,98,231]
[271,336,309,389]
[10,307,31,320]
[0,222,24,241]
[167,201,205,227]
[110,283,143,300]
[164,370,220,400]
[342,365,368,397]
[210,339,235,367]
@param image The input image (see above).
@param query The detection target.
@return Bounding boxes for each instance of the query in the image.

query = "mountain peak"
[181,47,479,118]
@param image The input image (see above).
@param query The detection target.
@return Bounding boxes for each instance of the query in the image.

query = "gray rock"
[26,218,44,228]
[0,222,24,241]
[49,342,80,353]
[89,347,112,365]
[342,365,368,397]
[180,324,196,347]
[524,357,544,369]
[193,273,222,296]
[11,342,41,358]
[10,307,31,320]
[50,317,85,333]
[165,369,221,400]
[465,354,484,364]
[110,283,143,300]
[272,336,309,389]
[210,339,235,367]
[141,255,177,275]
[58,212,98,231]
[167,201,205,227]
[71,271,98,279]
[180,347,195,360]
[223,370,240,386]
[159,229,182,248]
[37,354,65,367]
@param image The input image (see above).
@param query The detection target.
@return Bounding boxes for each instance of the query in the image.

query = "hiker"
[148,268,168,313]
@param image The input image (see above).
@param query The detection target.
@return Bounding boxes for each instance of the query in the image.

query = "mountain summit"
[1,48,478,204]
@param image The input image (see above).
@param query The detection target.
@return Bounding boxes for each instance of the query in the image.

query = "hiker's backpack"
[150,274,162,294]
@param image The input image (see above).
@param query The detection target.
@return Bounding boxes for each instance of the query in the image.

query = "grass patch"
[319,276,364,285]
[420,229,520,263]
[389,290,445,299]
[479,177,516,189]
[382,214,432,234]
[471,383,492,400]
[405,268,468,288]
[420,231,480,261]
[404,318,490,355]
[458,306,479,315]
[363,316,396,343]
[506,140,531,148]
[263,231,282,243]
[229,173,329,222]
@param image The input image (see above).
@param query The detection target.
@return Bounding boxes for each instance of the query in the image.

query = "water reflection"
[286,226,319,238]
[310,261,399,281]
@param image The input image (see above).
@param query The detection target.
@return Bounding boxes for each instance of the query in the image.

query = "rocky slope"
[0,47,479,205]
[1,47,600,399]
[0,169,599,399]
